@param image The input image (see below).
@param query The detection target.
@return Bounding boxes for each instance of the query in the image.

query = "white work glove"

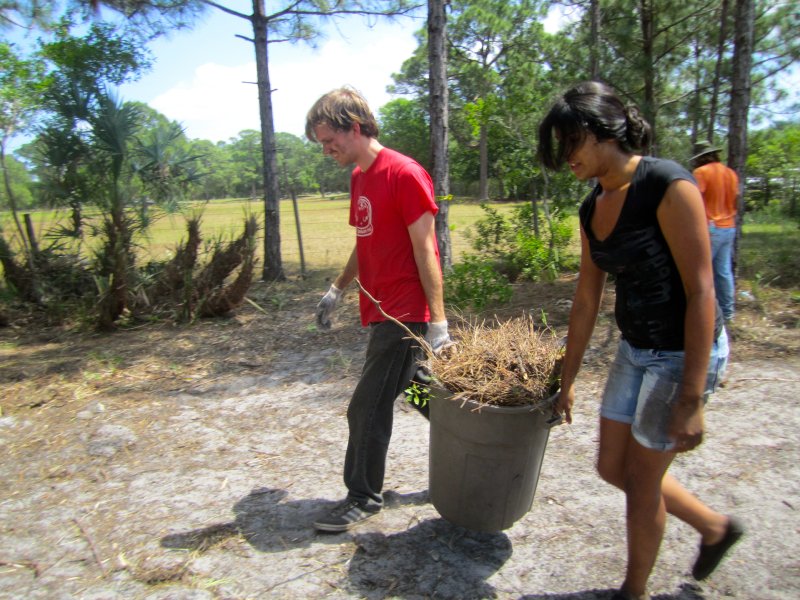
[425,320,452,354]
[415,320,452,384]
[315,284,342,330]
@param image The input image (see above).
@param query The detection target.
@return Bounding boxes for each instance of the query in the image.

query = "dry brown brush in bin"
[429,315,563,410]
[354,277,562,411]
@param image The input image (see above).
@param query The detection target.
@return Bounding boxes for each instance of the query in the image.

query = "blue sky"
[4,3,570,149]
[114,2,572,144]
[118,2,427,142]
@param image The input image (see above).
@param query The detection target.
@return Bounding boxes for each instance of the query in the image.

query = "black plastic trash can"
[429,387,559,532]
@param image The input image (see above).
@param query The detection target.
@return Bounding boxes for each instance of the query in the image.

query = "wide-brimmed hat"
[690,141,722,161]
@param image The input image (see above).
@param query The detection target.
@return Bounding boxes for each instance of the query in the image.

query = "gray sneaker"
[313,498,379,532]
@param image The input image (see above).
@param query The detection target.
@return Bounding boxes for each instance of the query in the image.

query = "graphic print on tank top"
[582,157,723,350]
[355,195,373,237]
[591,224,681,347]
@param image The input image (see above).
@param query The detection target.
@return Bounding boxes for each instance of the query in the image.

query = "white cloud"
[147,21,419,143]
[150,62,260,142]
[543,3,581,34]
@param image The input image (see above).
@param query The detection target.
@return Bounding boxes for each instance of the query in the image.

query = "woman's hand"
[556,387,575,424]
[669,394,705,452]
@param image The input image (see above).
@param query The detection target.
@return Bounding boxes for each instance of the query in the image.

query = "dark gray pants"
[343,320,428,509]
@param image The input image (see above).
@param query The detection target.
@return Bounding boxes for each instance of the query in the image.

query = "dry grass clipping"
[353,278,562,410]
[429,315,563,409]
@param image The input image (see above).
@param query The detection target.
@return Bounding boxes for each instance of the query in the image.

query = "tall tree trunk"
[428,0,452,270]
[479,123,489,201]
[729,0,754,273]
[252,0,285,281]
[729,0,753,183]
[639,0,658,154]
[691,40,702,146]
[0,143,32,262]
[589,0,601,79]
[708,0,730,144]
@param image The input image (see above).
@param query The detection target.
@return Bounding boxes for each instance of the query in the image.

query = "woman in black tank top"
[537,82,742,600]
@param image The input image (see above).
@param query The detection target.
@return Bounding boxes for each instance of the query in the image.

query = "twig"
[244,296,269,315]
[0,560,41,577]
[733,377,799,383]
[353,278,432,355]
[264,557,351,593]
[72,518,108,578]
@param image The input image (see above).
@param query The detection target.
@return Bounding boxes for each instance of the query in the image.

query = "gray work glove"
[414,321,452,384]
[425,320,452,353]
[316,284,342,329]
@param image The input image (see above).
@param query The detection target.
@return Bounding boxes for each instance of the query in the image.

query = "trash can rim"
[430,385,557,415]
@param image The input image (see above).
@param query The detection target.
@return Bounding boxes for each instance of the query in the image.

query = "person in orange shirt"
[691,142,739,321]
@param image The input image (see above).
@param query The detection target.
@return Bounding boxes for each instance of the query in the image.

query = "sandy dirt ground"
[1,276,798,600]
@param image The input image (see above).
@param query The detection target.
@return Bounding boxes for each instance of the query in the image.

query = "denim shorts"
[600,328,729,451]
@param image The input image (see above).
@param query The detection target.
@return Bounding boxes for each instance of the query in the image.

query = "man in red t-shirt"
[691,142,739,321]
[305,87,449,532]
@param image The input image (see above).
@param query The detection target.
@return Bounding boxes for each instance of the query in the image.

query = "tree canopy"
[2,1,798,222]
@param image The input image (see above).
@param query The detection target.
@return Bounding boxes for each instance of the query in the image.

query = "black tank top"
[579,157,723,350]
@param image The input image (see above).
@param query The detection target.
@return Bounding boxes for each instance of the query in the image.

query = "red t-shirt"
[349,148,439,325]
[693,162,739,228]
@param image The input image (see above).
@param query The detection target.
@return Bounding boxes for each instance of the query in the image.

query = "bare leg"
[661,474,728,545]
[596,418,729,595]
[620,432,673,596]
[598,419,728,541]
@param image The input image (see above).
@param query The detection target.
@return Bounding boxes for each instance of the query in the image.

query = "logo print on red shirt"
[355,195,373,237]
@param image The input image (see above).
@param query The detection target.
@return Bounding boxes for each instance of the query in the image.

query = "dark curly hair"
[537,81,652,170]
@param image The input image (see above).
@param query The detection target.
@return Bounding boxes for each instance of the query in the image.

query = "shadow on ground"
[159,488,709,599]
[520,582,706,600]
[162,487,338,552]
[160,487,430,554]
[161,487,516,598]
[348,518,512,599]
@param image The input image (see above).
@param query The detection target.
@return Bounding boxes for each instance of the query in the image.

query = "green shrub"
[465,203,574,282]
[470,204,510,254]
[444,254,513,311]
[511,232,551,281]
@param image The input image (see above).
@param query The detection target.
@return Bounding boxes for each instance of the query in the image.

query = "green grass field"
[2,196,546,275]
[737,221,800,288]
[3,198,797,289]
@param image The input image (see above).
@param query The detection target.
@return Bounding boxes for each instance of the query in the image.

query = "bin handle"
[544,391,563,428]
[545,413,563,428]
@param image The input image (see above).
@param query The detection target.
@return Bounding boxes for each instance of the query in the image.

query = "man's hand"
[425,320,452,354]
[316,284,342,329]
[414,321,452,385]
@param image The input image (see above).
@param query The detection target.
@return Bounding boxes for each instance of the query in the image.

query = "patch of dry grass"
[430,315,563,409]
[354,279,563,410]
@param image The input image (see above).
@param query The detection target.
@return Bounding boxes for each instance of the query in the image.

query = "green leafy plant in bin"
[404,380,432,409]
